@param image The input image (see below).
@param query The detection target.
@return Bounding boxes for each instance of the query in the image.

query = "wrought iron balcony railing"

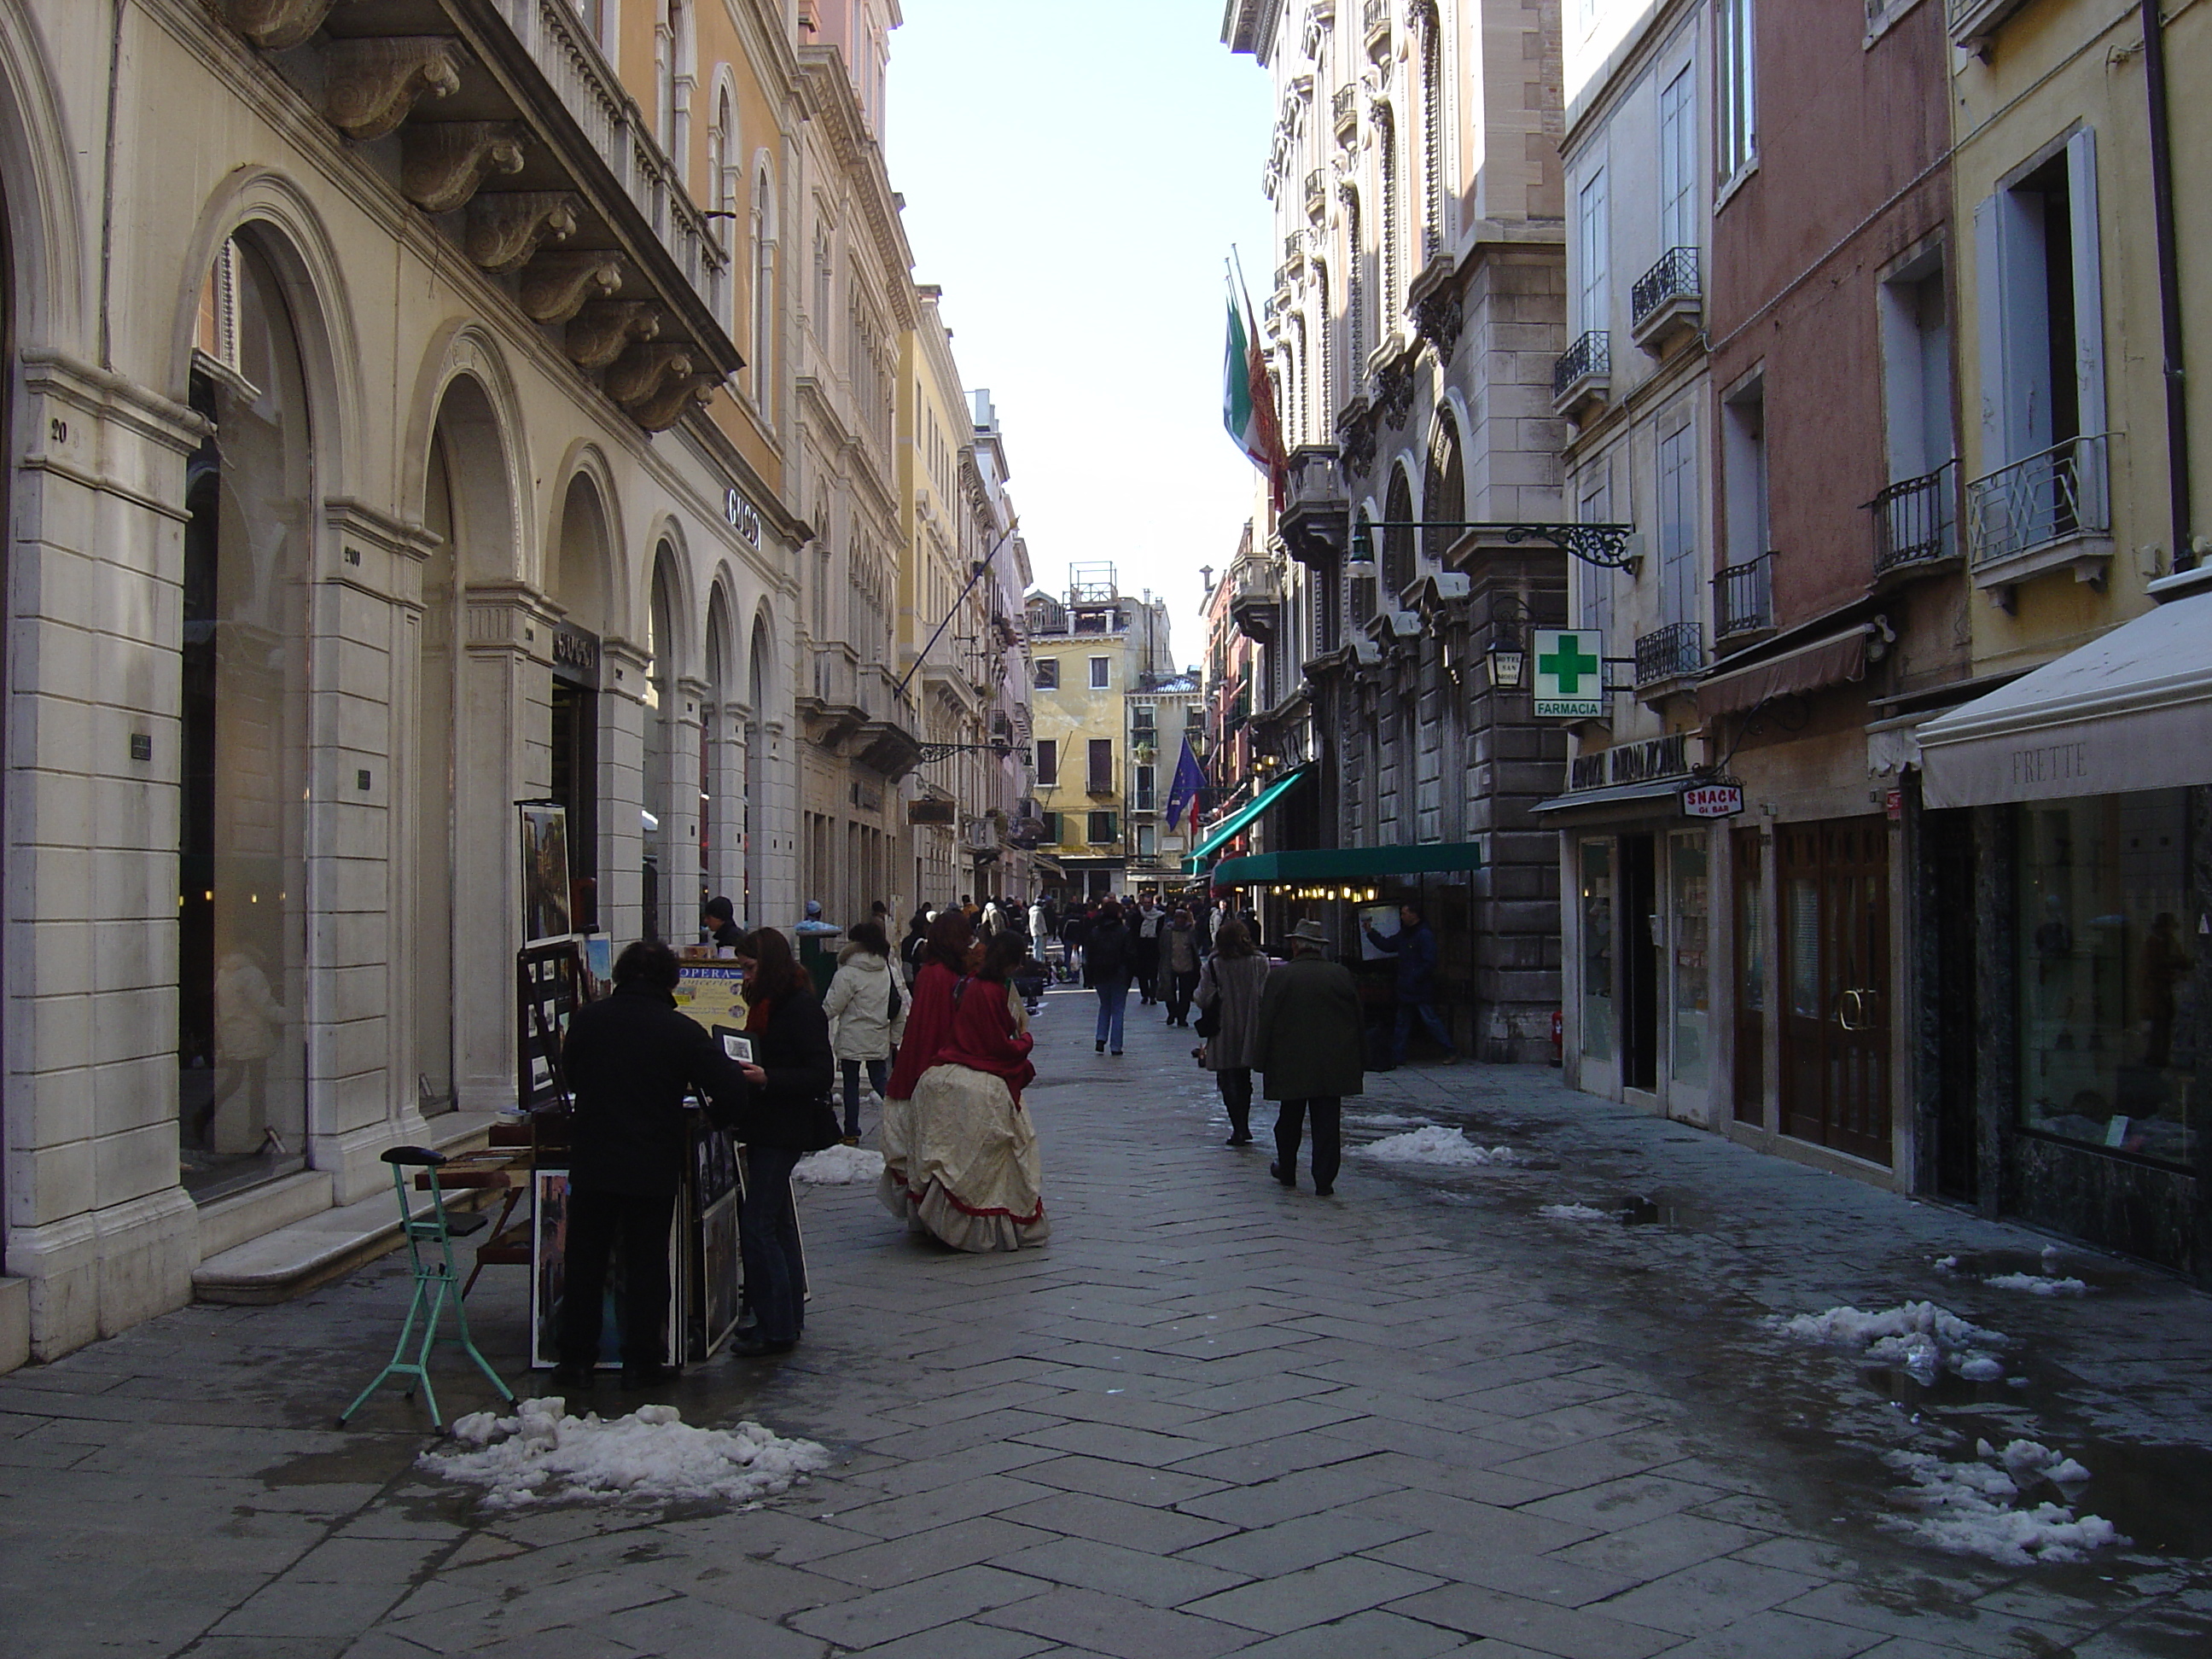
[1714,552,1773,640]
[1305,170,1326,213]
[1634,620,1704,687]
[1333,84,1359,127]
[1965,435,2109,568]
[1631,247,1701,333]
[1552,329,1610,400]
[1364,0,1390,38]
[1871,460,1957,575]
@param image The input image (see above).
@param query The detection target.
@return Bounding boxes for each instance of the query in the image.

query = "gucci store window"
[2017,789,2198,1167]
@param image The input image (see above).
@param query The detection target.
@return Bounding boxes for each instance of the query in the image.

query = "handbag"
[1192,963,1222,1039]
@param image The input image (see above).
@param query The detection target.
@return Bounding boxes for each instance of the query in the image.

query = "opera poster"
[521,806,573,946]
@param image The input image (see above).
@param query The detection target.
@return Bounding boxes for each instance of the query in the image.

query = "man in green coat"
[1254,918,1365,1196]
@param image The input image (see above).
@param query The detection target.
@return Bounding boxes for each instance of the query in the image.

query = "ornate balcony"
[1630,247,1702,352]
[1279,445,1349,568]
[1634,620,1704,690]
[1713,552,1773,646]
[1227,556,1283,644]
[1333,84,1359,137]
[1305,170,1326,218]
[1364,0,1391,54]
[1551,329,1610,417]
[1870,461,1958,579]
[1965,434,2112,602]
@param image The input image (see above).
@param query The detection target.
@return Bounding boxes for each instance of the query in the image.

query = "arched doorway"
[548,475,613,933]
[642,544,681,941]
[178,232,313,1198]
[703,590,736,913]
[745,614,771,924]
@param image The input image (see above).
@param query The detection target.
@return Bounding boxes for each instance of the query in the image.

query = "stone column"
[707,697,747,905]
[597,639,651,947]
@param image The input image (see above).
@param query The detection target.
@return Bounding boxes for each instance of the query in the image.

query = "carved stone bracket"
[521,253,624,323]
[605,343,696,409]
[565,300,661,369]
[1413,286,1464,358]
[222,0,348,50]
[465,192,579,273]
[401,122,526,214]
[1373,355,1416,431]
[630,372,719,433]
[322,38,462,140]
[1336,398,1377,478]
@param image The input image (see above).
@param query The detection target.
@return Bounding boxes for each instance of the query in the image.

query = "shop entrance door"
[1621,834,1659,1091]
[1732,827,1766,1123]
[1925,809,1979,1201]
[1780,817,1891,1164]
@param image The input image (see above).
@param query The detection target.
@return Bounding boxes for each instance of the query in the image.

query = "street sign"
[1532,629,1606,718]
[1681,782,1746,818]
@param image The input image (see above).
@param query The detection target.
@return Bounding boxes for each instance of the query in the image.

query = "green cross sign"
[1539,634,1599,693]
[1531,629,1608,718]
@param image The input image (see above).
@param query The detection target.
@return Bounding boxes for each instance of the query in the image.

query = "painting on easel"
[520,805,573,947]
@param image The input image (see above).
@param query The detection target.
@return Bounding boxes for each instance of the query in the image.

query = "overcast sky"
[886,2,1276,672]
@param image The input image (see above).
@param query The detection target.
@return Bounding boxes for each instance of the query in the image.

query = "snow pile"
[1984,1272,2088,1296]
[1774,1301,2011,1385]
[794,1144,884,1185]
[420,1397,831,1510]
[1883,1440,2122,1565]
[1356,1126,1524,1167]
[1539,1203,1613,1221]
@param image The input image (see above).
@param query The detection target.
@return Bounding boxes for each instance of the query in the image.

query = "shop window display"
[2017,790,2197,1167]
[1580,841,1614,1060]
[1671,833,1709,1090]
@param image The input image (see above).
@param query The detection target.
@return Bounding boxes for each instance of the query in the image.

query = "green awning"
[1210,841,1484,887]
[1185,764,1313,870]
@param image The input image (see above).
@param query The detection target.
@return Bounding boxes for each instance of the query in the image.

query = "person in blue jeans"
[1365,903,1459,1065]
[1084,905,1133,1055]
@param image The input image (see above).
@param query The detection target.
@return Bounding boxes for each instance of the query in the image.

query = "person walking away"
[902,931,1051,1250]
[1195,919,1270,1144]
[554,940,748,1390]
[1084,904,1133,1055]
[1163,907,1202,1026]
[1028,897,1048,945]
[1365,902,1458,1065]
[823,921,905,1144]
[726,928,835,1357]
[899,909,932,985]
[1254,919,1365,1196]
[702,895,744,952]
[1133,894,1164,1005]
[1060,905,1091,987]
[880,910,977,1225]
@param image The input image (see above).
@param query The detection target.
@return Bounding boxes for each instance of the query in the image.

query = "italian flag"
[1222,293,1286,505]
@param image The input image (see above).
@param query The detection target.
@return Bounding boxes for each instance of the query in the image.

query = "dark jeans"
[1094,980,1130,1051]
[558,1187,675,1368]
[1133,940,1161,1000]
[739,1144,806,1345]
[1393,998,1458,1062]
[1217,1066,1254,1137]
[841,1057,888,1138]
[1167,969,1200,1024]
[1273,1097,1342,1190]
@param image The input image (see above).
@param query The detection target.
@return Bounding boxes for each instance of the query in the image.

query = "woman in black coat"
[1083,905,1133,1056]
[733,927,835,1356]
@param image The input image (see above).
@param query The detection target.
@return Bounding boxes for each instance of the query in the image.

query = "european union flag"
[1163,736,1208,838]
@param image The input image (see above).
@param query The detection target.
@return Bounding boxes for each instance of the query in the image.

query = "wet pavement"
[4,984,2211,1658]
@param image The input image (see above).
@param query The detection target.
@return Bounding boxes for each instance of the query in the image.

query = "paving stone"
[1771,1582,2087,1656]
[1586,1557,1827,1635]
[978,1584,1257,1659]
[1220,1607,1478,1658]
[1384,1581,1679,1659]
[838,1622,1057,1659]
[1182,1556,1446,1635]
[995,1533,1250,1607]
[1181,1510,1423,1577]
[1639,1608,1887,1659]
[1015,1452,1231,1508]
[1363,1533,1645,1608]
[786,1563,1048,1650]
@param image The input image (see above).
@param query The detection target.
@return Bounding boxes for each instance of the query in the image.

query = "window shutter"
[2065,128,2105,445]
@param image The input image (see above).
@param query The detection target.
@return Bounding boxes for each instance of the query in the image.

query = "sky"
[886,2,1276,672]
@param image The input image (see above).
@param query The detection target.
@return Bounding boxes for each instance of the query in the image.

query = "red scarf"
[933,976,1036,1105]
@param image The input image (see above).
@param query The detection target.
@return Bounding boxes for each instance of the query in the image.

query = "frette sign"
[1532,629,1606,718]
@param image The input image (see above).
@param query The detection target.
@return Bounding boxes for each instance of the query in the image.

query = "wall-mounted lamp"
[1487,592,1533,691]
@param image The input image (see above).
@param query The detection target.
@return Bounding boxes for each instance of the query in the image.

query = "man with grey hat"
[1253,917,1365,1196]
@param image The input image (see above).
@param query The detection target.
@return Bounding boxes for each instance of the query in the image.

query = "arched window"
[659,2,690,171]
[180,231,312,1192]
[1383,466,1416,597]
[751,161,776,414]
[1423,410,1464,568]
[707,86,732,234]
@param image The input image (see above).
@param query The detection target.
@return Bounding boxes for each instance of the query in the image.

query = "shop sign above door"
[724,486,763,550]
[1681,781,1745,818]
[1532,629,1606,718]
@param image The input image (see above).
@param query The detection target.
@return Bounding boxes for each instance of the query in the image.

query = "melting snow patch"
[793,1144,884,1185]
[1356,1126,1524,1167]
[1539,1203,1613,1221]
[1984,1272,2089,1296]
[1884,1441,2122,1565]
[421,1397,831,1511]
[1774,1302,2011,1386]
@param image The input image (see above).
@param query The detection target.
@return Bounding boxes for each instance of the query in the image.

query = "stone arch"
[1422,404,1465,568]
[0,5,86,346]
[402,324,529,582]
[544,449,621,636]
[639,514,700,682]
[1382,457,1418,599]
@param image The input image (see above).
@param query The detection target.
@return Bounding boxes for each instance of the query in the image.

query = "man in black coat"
[555,939,748,1390]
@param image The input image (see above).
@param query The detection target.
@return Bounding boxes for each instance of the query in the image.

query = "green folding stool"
[338,1146,517,1434]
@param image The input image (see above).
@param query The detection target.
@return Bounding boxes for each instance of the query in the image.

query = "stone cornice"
[796,47,916,331]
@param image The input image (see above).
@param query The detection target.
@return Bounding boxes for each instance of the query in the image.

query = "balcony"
[1965,434,2112,602]
[1304,170,1326,218]
[1634,620,1704,691]
[1279,445,1350,568]
[1630,247,1702,353]
[1713,552,1773,647]
[1364,0,1391,54]
[1551,330,1610,418]
[1870,461,1958,580]
[1228,556,1283,644]
[1333,84,1359,138]
[1283,231,1305,274]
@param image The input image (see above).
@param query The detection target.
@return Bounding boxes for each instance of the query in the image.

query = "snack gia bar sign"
[723,486,763,550]
[1680,781,1746,819]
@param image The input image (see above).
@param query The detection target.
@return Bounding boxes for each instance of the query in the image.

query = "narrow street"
[4,988,2209,1659]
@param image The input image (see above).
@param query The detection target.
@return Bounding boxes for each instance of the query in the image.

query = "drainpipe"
[2140,0,2193,571]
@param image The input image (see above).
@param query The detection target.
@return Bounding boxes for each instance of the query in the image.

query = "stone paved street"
[4,985,2210,1659]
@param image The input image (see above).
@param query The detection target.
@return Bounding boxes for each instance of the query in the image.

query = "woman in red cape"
[876,911,973,1222]
[896,932,1051,1250]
